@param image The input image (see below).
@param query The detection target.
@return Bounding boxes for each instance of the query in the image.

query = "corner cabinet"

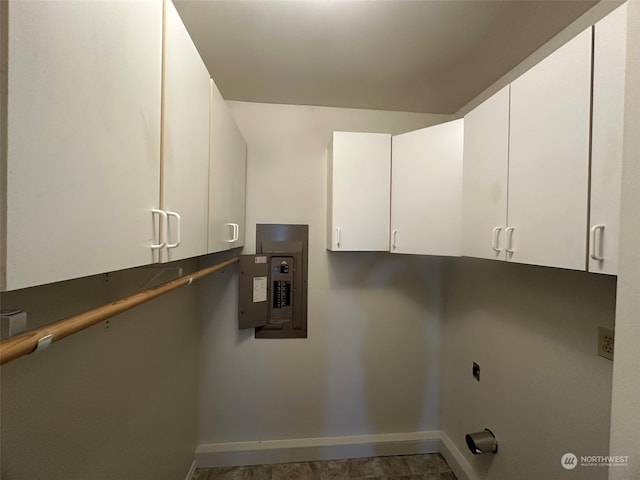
[463,29,592,271]
[589,3,627,275]
[160,0,211,263]
[208,80,247,253]
[2,0,163,291]
[326,132,391,251]
[391,119,464,256]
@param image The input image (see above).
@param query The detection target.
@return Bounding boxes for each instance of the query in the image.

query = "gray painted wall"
[0,260,200,480]
[442,259,616,479]
[197,103,449,445]
[609,0,640,477]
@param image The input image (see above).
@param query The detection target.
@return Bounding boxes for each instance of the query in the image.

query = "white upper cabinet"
[327,132,391,251]
[589,3,627,275]
[507,28,592,271]
[208,80,247,253]
[462,86,510,261]
[391,120,463,256]
[2,0,163,291]
[161,0,211,262]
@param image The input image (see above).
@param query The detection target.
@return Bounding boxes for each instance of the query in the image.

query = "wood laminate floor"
[192,453,457,480]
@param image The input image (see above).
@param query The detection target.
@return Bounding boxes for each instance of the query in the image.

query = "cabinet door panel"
[208,80,247,252]
[208,81,235,253]
[230,131,247,249]
[327,132,391,251]
[162,0,210,262]
[508,29,592,270]
[462,86,510,261]
[3,1,162,291]
[391,119,463,256]
[589,3,627,275]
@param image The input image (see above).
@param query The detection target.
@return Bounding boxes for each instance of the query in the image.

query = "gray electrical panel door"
[238,224,308,338]
[238,255,269,329]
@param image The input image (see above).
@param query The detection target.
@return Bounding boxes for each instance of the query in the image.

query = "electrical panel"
[238,224,308,338]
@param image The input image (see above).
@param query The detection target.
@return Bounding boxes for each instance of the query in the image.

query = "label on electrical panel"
[252,276,267,303]
[254,256,267,264]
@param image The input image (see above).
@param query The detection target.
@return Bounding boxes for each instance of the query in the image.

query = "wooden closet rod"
[0,256,239,366]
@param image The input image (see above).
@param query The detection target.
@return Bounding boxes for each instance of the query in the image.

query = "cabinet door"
[208,80,247,253]
[230,132,247,249]
[391,119,463,256]
[462,86,510,261]
[508,29,592,271]
[589,3,627,275]
[327,132,391,251]
[2,0,162,291]
[161,0,210,262]
[208,80,234,253]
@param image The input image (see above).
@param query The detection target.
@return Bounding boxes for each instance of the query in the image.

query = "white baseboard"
[439,431,478,480]
[195,430,480,480]
[184,459,197,480]
[195,430,441,468]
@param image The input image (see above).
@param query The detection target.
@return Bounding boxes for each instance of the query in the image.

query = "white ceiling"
[174,0,597,114]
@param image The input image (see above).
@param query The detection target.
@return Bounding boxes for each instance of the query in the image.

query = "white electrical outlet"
[598,327,614,361]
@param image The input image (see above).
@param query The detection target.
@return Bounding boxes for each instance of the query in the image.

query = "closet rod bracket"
[34,334,54,353]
